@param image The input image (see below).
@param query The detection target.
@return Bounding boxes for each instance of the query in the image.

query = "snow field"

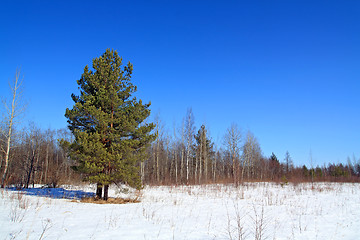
[0,182,359,239]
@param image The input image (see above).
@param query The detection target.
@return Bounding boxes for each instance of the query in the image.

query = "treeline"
[1,115,360,188]
[0,124,78,188]
[141,110,360,185]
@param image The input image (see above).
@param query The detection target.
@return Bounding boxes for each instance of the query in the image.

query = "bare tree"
[241,131,262,180]
[284,151,293,175]
[172,122,179,184]
[153,114,164,183]
[224,123,242,185]
[179,120,186,183]
[309,149,314,185]
[184,108,195,184]
[24,124,42,188]
[1,70,25,188]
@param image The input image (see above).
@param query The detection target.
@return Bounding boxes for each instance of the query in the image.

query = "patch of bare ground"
[76,197,140,204]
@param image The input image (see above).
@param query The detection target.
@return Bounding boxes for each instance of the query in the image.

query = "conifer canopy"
[64,49,156,190]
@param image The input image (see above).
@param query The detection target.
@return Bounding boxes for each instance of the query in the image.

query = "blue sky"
[1,0,359,166]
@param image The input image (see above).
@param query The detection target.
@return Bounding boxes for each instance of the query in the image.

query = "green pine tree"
[193,125,214,183]
[63,49,156,200]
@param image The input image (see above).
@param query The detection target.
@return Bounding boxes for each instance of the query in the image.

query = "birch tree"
[223,123,242,185]
[184,108,195,183]
[1,70,25,188]
[241,131,262,179]
[150,114,163,183]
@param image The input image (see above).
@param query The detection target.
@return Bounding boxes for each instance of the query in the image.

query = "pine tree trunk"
[103,184,109,201]
[96,183,103,199]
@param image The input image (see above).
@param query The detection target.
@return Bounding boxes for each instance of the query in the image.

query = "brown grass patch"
[77,197,140,204]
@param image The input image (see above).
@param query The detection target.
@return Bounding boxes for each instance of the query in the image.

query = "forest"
[1,113,359,189]
[1,50,359,191]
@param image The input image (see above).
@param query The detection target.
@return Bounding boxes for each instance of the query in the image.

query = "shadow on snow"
[7,187,95,200]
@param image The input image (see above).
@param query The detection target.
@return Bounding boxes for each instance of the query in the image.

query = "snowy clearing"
[1,182,359,240]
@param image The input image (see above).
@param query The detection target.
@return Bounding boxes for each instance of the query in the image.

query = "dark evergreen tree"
[63,49,156,200]
[193,125,214,183]
[270,152,278,163]
[269,152,280,180]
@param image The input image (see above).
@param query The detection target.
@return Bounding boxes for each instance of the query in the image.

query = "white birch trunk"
[1,70,23,188]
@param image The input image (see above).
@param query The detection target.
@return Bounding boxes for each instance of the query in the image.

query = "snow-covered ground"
[1,182,359,239]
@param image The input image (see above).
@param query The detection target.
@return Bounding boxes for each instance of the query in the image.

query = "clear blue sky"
[1,0,359,167]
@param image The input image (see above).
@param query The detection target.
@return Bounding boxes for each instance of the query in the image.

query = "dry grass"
[78,197,140,204]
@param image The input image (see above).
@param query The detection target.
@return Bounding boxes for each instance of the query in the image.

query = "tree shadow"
[7,187,95,200]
